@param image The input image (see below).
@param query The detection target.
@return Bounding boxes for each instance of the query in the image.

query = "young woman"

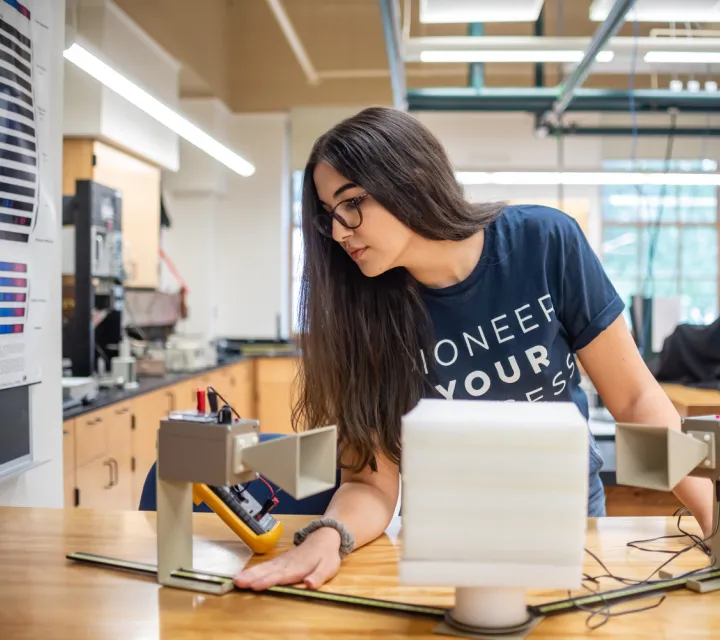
[234,106,713,591]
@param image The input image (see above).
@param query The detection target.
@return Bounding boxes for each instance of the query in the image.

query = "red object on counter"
[196,388,206,414]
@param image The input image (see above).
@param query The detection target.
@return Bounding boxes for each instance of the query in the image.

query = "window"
[601,160,719,325]
[291,170,304,335]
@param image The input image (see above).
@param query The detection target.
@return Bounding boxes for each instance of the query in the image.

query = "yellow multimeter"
[192,483,283,555]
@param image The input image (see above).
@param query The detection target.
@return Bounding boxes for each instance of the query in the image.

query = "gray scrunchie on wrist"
[293,517,355,559]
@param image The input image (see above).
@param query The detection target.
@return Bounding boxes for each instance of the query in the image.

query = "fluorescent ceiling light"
[644,51,720,64]
[608,194,717,207]
[421,50,614,63]
[456,172,720,186]
[63,43,255,177]
[420,0,545,23]
[590,0,720,22]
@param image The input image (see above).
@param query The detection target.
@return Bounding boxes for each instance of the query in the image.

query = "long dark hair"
[292,106,504,472]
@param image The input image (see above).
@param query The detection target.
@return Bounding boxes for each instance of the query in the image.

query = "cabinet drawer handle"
[110,458,118,486]
[166,392,175,412]
[86,417,102,426]
[115,407,129,415]
[103,460,113,489]
[63,430,69,436]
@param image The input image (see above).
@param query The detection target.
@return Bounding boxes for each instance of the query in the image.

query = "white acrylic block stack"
[399,399,589,591]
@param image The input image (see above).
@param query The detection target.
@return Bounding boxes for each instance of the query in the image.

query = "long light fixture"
[644,51,720,64]
[421,50,614,63]
[590,0,720,22]
[419,0,545,23]
[63,43,255,177]
[456,172,720,186]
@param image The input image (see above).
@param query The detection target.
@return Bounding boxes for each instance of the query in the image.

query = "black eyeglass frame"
[312,192,368,237]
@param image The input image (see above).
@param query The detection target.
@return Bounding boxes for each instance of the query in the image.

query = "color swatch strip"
[0,323,23,334]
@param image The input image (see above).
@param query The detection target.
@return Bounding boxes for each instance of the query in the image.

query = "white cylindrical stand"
[452,587,528,629]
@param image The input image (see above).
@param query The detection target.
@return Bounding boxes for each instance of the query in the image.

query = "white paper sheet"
[0,0,56,390]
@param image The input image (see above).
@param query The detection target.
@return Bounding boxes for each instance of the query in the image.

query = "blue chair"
[138,432,340,515]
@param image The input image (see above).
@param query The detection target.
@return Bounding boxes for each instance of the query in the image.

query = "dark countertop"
[63,352,295,421]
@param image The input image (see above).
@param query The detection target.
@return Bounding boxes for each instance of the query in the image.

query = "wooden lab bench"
[661,383,720,419]
[1,507,718,638]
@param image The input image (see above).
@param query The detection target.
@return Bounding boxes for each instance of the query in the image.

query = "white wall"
[415,111,605,250]
[0,0,66,508]
[290,106,367,171]
[215,113,290,339]
[162,102,290,341]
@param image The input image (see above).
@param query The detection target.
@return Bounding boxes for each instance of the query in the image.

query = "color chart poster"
[0,0,55,389]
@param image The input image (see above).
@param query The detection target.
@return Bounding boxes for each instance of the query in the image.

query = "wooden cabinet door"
[75,408,110,468]
[213,366,242,416]
[231,360,256,419]
[131,390,171,507]
[76,456,116,508]
[63,420,76,508]
[255,358,300,435]
[76,403,133,510]
[107,403,133,510]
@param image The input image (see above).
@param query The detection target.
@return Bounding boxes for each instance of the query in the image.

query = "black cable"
[207,385,282,501]
[566,573,667,631]
[582,593,667,631]
[206,385,242,420]
[573,491,719,629]
[625,496,720,583]
[628,507,711,557]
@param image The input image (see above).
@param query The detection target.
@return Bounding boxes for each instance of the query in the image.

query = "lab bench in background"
[62,357,298,510]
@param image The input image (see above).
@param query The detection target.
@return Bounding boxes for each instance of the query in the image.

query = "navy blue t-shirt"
[418,204,625,512]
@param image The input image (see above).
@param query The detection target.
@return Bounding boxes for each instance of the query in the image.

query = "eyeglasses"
[312,192,367,238]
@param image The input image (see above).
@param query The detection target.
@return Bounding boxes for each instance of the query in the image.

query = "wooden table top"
[0,507,717,639]
[661,383,720,418]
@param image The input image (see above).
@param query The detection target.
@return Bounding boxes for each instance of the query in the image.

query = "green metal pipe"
[546,125,720,137]
[407,87,720,114]
[468,23,484,90]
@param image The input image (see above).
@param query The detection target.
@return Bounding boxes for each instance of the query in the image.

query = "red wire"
[159,247,190,294]
[258,476,275,496]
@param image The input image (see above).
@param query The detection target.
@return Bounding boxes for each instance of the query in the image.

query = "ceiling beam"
[378,0,407,110]
[265,0,319,85]
[407,87,720,113]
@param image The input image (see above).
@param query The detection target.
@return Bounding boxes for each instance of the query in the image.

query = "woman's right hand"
[233,527,343,591]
